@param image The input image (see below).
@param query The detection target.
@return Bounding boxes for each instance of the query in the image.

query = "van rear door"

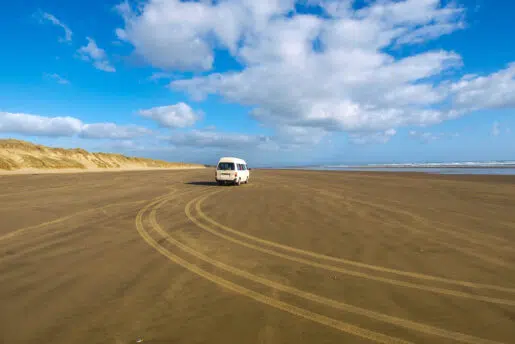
[217,162,236,181]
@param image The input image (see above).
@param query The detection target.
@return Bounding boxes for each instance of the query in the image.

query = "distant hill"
[0,139,204,173]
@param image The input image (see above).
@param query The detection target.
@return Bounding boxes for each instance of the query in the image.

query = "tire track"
[273,174,515,253]
[307,188,514,269]
[195,191,515,292]
[150,196,503,344]
[136,191,413,344]
[272,180,513,270]
[0,187,176,243]
[188,192,515,305]
[0,178,129,200]
[340,193,515,255]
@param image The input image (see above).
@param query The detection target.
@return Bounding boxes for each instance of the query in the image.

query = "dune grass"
[0,139,203,171]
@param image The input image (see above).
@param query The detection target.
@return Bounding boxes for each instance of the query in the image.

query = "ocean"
[294,162,515,175]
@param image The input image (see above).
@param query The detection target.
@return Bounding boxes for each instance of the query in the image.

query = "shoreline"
[290,165,515,169]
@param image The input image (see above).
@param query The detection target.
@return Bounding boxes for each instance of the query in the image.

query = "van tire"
[235,178,241,186]
[245,177,249,184]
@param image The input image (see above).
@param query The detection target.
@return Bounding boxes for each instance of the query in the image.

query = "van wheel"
[245,177,249,184]
[235,179,241,186]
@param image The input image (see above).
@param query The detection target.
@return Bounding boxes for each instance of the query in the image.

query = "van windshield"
[217,162,235,170]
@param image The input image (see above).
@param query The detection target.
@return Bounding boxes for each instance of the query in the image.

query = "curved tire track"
[136,190,412,344]
[149,195,503,344]
[188,191,515,305]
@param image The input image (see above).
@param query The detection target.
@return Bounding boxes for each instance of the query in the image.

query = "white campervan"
[215,157,250,186]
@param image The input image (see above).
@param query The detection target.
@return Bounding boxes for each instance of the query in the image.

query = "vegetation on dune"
[20,155,86,169]
[0,138,203,171]
[0,139,48,152]
[0,157,20,170]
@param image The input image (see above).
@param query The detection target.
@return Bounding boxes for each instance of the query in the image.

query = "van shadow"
[185,181,219,187]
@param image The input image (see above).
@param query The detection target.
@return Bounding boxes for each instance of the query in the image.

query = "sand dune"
[0,139,204,174]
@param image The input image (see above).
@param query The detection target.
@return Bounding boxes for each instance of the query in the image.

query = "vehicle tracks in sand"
[187,191,515,306]
[135,185,510,343]
[0,186,176,243]
[192,187,515,293]
[267,174,515,253]
[265,177,515,270]
[294,176,515,254]
[136,189,412,344]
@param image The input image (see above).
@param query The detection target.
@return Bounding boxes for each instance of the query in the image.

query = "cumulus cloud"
[394,22,465,46]
[101,139,145,151]
[114,0,296,71]
[273,125,328,147]
[0,112,82,137]
[40,12,72,43]
[77,38,116,72]
[139,102,201,128]
[80,123,152,139]
[168,130,265,149]
[0,112,151,139]
[450,63,515,111]
[165,128,305,152]
[349,129,397,145]
[113,0,514,145]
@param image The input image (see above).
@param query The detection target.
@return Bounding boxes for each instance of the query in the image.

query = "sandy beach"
[1,168,514,344]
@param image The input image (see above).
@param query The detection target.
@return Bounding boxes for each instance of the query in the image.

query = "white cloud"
[160,124,328,153]
[127,0,465,132]
[492,122,500,136]
[100,139,145,151]
[113,0,514,146]
[40,12,72,43]
[0,112,82,137]
[394,22,465,46]
[114,0,295,71]
[77,38,116,72]
[165,128,297,152]
[450,63,515,111]
[168,129,264,149]
[44,73,69,85]
[80,123,152,139]
[274,125,327,147]
[349,129,397,145]
[0,112,151,140]
[139,102,201,128]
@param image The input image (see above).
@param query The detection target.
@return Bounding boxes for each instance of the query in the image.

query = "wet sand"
[1,169,514,344]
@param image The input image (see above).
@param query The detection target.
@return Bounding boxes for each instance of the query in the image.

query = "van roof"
[218,157,246,164]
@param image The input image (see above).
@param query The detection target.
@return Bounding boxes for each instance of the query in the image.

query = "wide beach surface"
[1,168,514,343]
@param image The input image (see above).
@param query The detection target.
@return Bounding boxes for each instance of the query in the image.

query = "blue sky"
[1,0,514,167]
